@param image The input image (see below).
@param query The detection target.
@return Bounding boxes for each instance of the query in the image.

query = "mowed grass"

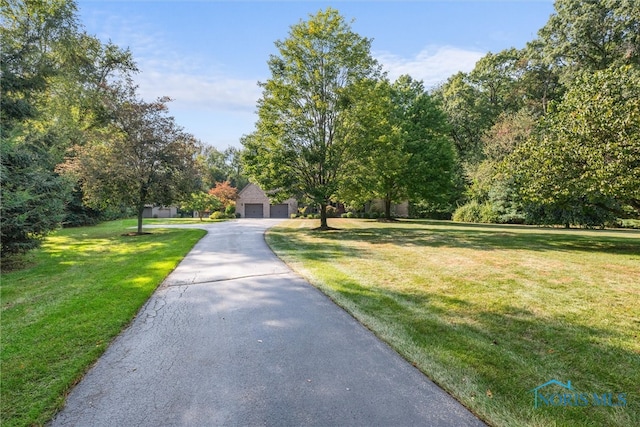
[266,219,640,427]
[1,219,206,427]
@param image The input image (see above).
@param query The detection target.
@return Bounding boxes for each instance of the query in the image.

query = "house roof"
[237,182,262,197]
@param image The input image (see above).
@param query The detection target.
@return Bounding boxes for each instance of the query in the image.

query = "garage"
[245,203,264,218]
[269,204,289,218]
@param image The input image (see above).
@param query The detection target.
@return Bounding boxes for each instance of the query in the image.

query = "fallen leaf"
[486,389,493,398]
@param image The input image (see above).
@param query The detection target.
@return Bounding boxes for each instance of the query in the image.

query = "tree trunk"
[319,203,328,230]
[137,205,145,234]
[385,198,392,220]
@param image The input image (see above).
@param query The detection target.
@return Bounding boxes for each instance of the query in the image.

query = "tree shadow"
[323,277,639,427]
[291,221,640,256]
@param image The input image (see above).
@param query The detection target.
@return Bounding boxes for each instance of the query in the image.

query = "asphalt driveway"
[51,219,485,427]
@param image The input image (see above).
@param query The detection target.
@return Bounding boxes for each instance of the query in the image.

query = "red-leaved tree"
[208,181,237,209]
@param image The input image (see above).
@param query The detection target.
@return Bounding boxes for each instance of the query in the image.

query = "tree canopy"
[242,8,380,229]
[2,0,207,259]
[63,93,201,234]
[1,0,137,257]
[436,0,639,226]
[510,65,640,218]
[340,76,457,219]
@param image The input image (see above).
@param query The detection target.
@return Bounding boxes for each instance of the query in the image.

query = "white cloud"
[136,68,261,113]
[136,44,486,114]
[375,45,485,89]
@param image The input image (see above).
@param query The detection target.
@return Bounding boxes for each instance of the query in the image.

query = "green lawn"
[266,218,640,427]
[1,219,206,427]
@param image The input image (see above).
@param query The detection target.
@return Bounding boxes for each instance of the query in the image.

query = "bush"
[290,213,298,219]
[209,211,227,220]
[346,211,356,218]
[480,202,500,223]
[452,201,482,223]
[453,201,503,224]
[409,201,453,220]
[225,205,236,215]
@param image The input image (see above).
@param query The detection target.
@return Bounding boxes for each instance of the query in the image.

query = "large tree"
[200,146,248,190]
[341,76,457,219]
[1,0,136,257]
[510,65,640,220]
[64,92,202,234]
[242,8,380,229]
[432,72,490,165]
[538,0,640,83]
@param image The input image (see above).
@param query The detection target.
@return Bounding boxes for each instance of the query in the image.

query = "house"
[143,205,178,218]
[236,183,298,218]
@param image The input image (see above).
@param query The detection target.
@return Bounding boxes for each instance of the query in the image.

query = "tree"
[1,0,136,257]
[208,181,237,209]
[242,8,380,229]
[0,0,76,258]
[337,78,398,214]
[457,109,537,224]
[509,65,640,222]
[0,135,69,258]
[200,146,248,190]
[181,192,222,221]
[469,48,525,115]
[432,72,491,165]
[64,92,202,234]
[342,76,457,219]
[537,0,640,83]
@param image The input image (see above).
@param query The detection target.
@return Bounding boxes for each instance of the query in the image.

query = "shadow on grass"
[326,277,638,427]
[290,221,640,256]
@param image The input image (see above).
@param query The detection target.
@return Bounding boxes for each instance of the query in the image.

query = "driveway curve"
[51,219,485,427]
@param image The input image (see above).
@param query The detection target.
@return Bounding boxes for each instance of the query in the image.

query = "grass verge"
[1,219,206,427]
[266,218,640,427]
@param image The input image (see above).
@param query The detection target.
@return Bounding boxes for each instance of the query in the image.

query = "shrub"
[209,211,227,220]
[452,201,482,223]
[409,201,453,220]
[290,213,298,219]
[225,205,236,215]
[453,201,502,223]
[346,211,355,218]
[480,202,500,223]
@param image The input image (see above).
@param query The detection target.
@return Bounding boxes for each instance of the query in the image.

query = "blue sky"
[76,0,556,150]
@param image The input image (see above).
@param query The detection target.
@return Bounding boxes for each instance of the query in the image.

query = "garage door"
[245,204,264,218]
[269,204,289,218]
